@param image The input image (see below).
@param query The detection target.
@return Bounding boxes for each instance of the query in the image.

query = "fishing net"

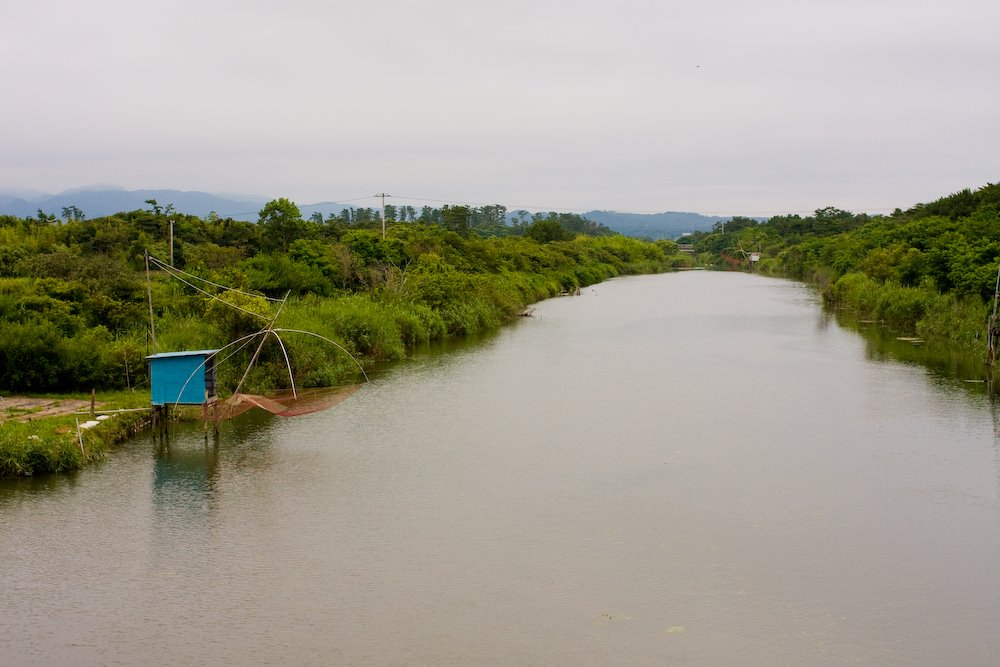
[211,385,362,421]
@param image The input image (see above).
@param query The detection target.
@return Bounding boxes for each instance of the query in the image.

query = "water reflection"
[152,428,221,516]
[834,309,990,393]
[0,466,81,505]
[147,410,283,529]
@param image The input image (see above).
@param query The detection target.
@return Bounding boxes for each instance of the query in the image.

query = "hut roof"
[146,349,219,360]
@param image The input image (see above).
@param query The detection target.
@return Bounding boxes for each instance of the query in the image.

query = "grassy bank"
[0,391,150,478]
[1,261,682,478]
[0,267,628,479]
[681,184,1000,356]
[0,271,594,478]
[822,272,988,350]
[1,207,686,478]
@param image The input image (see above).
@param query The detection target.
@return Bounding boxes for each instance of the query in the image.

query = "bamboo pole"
[145,252,158,353]
[988,262,1000,366]
[234,291,291,396]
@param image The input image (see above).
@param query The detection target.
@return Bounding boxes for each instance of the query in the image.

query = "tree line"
[0,199,683,393]
[685,183,1000,346]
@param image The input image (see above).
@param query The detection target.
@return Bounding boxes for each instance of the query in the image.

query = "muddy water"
[2,271,999,665]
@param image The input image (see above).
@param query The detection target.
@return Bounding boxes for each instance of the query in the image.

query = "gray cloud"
[2,0,997,214]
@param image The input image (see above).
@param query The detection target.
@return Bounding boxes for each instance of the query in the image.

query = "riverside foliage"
[0,203,682,396]
[686,184,1000,348]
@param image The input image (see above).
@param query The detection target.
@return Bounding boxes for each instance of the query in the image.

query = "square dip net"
[211,385,362,420]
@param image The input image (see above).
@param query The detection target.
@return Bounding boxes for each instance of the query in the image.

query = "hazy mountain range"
[0,186,270,221]
[580,210,728,239]
[0,187,730,238]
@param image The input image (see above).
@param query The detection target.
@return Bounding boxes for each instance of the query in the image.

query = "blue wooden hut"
[147,350,219,406]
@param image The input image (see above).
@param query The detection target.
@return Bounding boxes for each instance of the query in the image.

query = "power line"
[217,192,903,220]
[317,193,902,217]
[390,194,593,213]
[147,255,284,311]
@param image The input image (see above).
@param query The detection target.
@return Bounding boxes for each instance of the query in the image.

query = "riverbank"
[2,211,689,477]
[0,277,623,478]
[819,271,988,352]
[0,275,577,479]
[0,391,153,477]
[6,270,997,665]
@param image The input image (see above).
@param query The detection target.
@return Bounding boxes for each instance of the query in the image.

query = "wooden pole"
[234,291,291,396]
[145,252,158,353]
[988,262,1000,366]
[75,417,85,456]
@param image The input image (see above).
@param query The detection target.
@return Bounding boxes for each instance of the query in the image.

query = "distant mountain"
[0,188,277,221]
[0,187,49,203]
[299,201,349,221]
[580,211,730,240]
[0,194,36,217]
[0,187,739,236]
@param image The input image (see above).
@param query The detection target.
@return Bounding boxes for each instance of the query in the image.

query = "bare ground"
[0,396,101,423]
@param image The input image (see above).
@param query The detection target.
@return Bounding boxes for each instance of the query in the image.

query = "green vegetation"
[686,184,1000,349]
[15,182,994,477]
[1,201,683,476]
[0,391,149,478]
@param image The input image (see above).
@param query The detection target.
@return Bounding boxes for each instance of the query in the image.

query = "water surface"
[3,271,999,665]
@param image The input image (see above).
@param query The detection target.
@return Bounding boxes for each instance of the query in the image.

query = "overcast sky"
[2,0,998,215]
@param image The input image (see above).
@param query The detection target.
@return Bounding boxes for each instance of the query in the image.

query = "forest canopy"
[685,183,1000,343]
[0,201,680,394]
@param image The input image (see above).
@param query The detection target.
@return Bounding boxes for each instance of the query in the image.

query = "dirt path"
[0,396,100,423]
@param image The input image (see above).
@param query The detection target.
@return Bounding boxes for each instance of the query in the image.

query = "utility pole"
[375,192,391,238]
[169,219,174,267]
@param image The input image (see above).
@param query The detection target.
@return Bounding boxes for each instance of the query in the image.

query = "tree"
[258,197,306,253]
[470,205,509,235]
[144,199,162,215]
[418,206,438,224]
[441,205,471,237]
[525,218,573,243]
[715,216,758,234]
[356,208,376,227]
[61,205,84,222]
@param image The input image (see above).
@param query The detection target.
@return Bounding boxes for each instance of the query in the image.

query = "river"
[2,271,999,665]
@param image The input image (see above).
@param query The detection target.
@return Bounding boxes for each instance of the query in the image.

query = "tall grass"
[827,271,988,349]
[2,232,686,476]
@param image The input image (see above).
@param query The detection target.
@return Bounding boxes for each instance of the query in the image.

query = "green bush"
[0,211,678,396]
[872,283,933,327]
[916,294,988,347]
[828,273,879,312]
[0,320,67,390]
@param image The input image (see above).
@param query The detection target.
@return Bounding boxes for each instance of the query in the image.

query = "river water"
[2,271,999,665]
